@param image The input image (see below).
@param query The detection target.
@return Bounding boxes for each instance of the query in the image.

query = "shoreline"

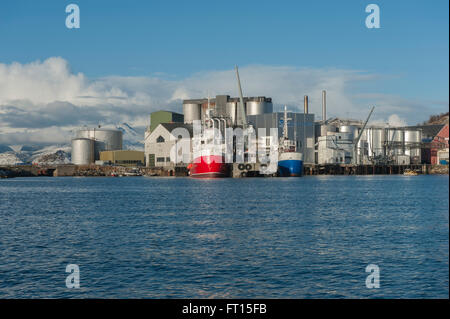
[1,164,448,179]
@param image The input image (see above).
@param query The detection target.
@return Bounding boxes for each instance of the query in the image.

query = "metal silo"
[404,129,422,160]
[76,128,123,160]
[71,138,94,165]
[183,103,201,124]
[386,128,404,155]
[356,128,369,163]
[404,129,421,145]
[339,125,356,140]
[226,102,237,125]
[367,127,385,157]
[246,98,273,116]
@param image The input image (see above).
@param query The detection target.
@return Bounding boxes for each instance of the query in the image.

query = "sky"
[0,0,448,145]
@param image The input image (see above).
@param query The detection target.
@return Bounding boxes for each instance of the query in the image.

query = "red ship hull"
[189,155,229,178]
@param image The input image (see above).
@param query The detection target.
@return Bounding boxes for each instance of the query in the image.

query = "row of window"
[156,157,171,163]
[116,160,143,164]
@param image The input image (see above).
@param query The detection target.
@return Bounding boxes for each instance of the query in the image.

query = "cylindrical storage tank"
[246,100,273,116]
[387,129,403,143]
[387,128,404,155]
[339,125,357,140]
[71,138,94,165]
[76,128,123,160]
[183,103,201,124]
[226,102,237,125]
[404,129,422,157]
[404,130,421,144]
[340,125,356,134]
[356,129,368,163]
[367,128,385,157]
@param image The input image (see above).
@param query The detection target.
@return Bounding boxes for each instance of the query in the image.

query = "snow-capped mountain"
[116,123,144,150]
[0,123,144,166]
[0,145,71,166]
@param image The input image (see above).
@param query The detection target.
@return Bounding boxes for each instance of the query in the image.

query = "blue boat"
[278,152,303,177]
[278,106,303,177]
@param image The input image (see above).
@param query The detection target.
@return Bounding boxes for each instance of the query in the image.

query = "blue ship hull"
[278,159,303,177]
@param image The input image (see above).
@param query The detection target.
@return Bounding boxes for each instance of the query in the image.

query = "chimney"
[304,95,309,114]
[322,90,327,122]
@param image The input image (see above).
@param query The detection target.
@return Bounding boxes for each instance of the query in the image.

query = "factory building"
[144,123,193,167]
[247,112,316,164]
[71,128,123,165]
[148,110,184,132]
[315,120,423,165]
[182,95,316,163]
[99,150,145,167]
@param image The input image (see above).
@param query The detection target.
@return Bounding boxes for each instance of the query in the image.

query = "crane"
[353,106,375,165]
[235,65,247,129]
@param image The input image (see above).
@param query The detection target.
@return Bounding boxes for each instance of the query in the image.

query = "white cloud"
[0,57,447,145]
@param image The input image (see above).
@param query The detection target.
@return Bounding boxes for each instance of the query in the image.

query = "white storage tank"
[367,127,385,157]
[183,103,201,124]
[76,128,123,160]
[386,128,404,155]
[246,98,273,116]
[226,102,238,125]
[404,129,422,159]
[71,138,94,165]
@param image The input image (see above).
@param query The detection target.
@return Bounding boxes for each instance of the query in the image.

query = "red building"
[419,124,449,164]
[430,124,449,164]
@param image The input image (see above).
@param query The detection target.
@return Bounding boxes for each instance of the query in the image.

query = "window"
[166,157,171,162]
[157,136,165,143]
[156,157,165,163]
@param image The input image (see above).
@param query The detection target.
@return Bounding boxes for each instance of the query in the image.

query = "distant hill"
[421,112,449,125]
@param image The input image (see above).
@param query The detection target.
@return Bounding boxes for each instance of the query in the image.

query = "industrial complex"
[138,88,448,177]
[64,88,449,178]
[62,68,450,178]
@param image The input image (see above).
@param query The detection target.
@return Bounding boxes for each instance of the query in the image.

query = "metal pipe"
[322,90,326,122]
[304,95,308,114]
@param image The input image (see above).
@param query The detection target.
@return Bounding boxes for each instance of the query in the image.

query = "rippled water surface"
[0,175,448,298]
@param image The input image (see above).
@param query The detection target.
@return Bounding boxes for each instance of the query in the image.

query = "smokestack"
[304,95,309,114]
[322,90,327,122]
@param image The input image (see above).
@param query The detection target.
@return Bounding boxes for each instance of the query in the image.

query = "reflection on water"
[0,175,448,298]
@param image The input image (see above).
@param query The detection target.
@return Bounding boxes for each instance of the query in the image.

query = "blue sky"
[0,0,448,144]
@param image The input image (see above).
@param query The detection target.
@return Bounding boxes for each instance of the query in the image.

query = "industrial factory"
[143,89,432,177]
[69,67,447,177]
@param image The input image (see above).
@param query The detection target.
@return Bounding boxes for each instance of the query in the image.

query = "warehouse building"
[144,123,193,167]
[99,150,145,167]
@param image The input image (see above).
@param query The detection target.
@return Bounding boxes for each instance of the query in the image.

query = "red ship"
[188,110,230,178]
[188,155,229,178]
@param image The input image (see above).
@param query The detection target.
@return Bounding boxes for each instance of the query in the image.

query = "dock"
[0,163,448,179]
